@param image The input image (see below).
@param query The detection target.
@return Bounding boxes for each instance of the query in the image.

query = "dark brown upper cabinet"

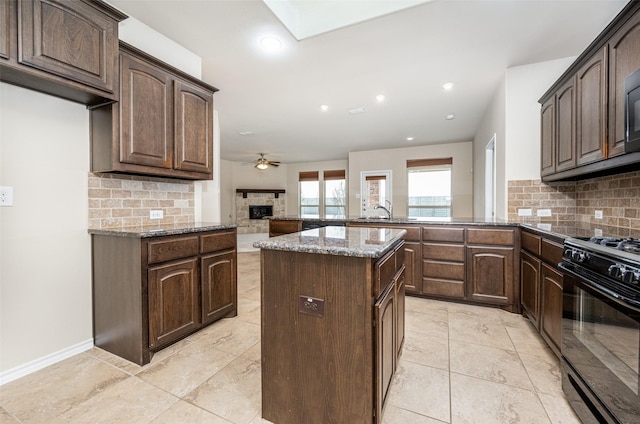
[608,10,640,157]
[540,96,556,177]
[0,0,126,105]
[555,77,577,172]
[539,1,640,181]
[91,42,218,180]
[576,47,607,166]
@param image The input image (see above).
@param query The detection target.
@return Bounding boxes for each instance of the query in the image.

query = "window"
[407,158,452,218]
[324,170,346,218]
[299,170,347,218]
[299,171,319,218]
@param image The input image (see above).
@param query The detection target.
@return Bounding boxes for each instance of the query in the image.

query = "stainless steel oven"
[560,238,640,424]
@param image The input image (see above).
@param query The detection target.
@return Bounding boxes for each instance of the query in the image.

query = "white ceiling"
[107,0,628,164]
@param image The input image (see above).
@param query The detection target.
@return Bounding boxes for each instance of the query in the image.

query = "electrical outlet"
[0,186,13,206]
[594,228,603,237]
[537,209,552,217]
[595,210,603,219]
[517,208,532,217]
[149,210,163,219]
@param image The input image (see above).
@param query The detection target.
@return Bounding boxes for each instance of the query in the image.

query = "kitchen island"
[254,226,406,424]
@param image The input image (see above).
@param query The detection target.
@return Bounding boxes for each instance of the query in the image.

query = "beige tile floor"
[0,252,581,424]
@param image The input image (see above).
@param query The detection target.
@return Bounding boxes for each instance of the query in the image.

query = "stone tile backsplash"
[508,170,640,231]
[88,173,195,230]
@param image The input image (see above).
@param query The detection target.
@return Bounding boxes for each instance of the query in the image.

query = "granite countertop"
[518,220,638,240]
[254,226,407,258]
[267,215,515,226]
[268,216,638,241]
[88,221,237,238]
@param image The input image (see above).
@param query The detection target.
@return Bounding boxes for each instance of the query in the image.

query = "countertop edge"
[88,223,238,238]
[254,228,407,258]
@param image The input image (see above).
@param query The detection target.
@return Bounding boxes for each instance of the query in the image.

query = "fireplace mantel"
[236,189,286,199]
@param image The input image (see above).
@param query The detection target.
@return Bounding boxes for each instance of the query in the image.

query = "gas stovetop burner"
[588,237,640,254]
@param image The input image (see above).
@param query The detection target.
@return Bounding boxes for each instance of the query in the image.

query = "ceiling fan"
[245,153,280,170]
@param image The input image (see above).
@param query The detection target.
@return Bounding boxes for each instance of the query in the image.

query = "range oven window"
[563,271,640,423]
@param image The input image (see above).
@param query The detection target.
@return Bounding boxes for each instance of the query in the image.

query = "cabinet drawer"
[467,228,515,245]
[270,220,302,235]
[422,227,464,243]
[201,230,236,253]
[541,239,563,266]
[148,236,199,264]
[401,226,420,241]
[521,231,542,255]
[423,259,465,280]
[422,277,465,298]
[375,249,397,297]
[423,243,464,261]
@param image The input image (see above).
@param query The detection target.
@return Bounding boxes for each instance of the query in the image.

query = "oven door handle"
[559,262,640,312]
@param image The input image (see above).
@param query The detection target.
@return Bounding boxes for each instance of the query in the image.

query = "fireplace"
[235,189,285,234]
[249,205,273,220]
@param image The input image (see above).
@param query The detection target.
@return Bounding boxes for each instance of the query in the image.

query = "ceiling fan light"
[256,162,269,170]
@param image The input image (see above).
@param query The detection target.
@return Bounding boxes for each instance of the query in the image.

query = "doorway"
[485,135,496,219]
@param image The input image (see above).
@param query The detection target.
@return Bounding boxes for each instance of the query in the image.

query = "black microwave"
[625,68,640,152]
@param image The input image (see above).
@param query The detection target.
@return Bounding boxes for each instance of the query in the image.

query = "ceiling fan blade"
[269,162,280,167]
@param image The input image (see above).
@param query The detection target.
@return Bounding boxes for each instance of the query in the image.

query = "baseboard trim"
[0,339,94,386]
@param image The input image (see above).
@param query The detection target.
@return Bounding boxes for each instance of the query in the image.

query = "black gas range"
[559,235,640,424]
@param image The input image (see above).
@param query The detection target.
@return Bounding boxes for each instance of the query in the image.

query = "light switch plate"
[0,186,13,206]
[595,210,603,219]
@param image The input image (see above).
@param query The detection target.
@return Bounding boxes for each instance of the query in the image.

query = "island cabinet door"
[148,258,200,349]
[375,283,395,423]
[395,266,406,361]
[201,250,236,325]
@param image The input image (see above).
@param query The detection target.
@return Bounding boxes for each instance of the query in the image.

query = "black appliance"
[626,68,640,152]
[249,205,273,219]
[559,236,640,423]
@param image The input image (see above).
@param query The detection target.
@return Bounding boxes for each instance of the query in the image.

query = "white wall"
[0,83,93,379]
[473,57,576,219]
[348,143,473,218]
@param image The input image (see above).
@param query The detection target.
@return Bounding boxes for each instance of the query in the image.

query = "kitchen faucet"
[374,200,393,219]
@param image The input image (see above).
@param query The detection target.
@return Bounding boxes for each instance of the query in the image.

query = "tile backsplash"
[88,173,195,230]
[508,170,640,231]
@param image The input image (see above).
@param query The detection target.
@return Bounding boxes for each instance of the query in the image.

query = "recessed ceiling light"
[239,131,255,136]
[320,104,329,111]
[259,35,283,52]
[376,94,385,102]
[442,82,454,91]
[406,137,414,141]
[446,113,455,120]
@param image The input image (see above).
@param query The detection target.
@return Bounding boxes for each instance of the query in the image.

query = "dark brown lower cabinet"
[519,229,564,357]
[148,258,200,349]
[541,262,563,356]
[467,246,515,306]
[201,250,237,325]
[375,282,395,422]
[92,228,237,365]
[520,250,542,330]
